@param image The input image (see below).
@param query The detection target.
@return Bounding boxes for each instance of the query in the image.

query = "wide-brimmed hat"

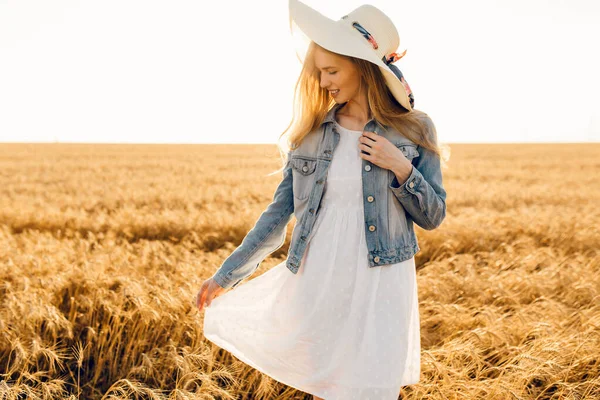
[288,0,414,111]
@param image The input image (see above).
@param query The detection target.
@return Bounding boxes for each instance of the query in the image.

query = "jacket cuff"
[389,165,422,197]
[212,270,234,289]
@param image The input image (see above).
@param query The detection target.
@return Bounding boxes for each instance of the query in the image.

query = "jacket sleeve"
[388,116,447,230]
[211,152,295,289]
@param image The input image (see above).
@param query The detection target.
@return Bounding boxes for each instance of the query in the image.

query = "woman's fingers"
[196,290,203,312]
[205,286,213,307]
[196,282,209,312]
[196,278,228,313]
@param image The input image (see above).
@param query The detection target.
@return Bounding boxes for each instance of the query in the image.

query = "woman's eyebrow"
[318,66,336,70]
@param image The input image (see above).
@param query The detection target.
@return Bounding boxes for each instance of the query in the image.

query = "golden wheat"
[0,143,598,399]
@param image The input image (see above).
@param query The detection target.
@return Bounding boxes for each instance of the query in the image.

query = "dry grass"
[0,142,598,399]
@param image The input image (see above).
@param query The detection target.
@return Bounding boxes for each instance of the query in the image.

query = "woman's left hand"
[358,131,411,175]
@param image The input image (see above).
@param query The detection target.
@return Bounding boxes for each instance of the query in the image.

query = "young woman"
[196,1,447,398]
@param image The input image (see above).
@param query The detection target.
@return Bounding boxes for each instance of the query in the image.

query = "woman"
[196,1,447,399]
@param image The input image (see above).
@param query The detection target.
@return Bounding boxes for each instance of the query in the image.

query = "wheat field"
[0,142,598,400]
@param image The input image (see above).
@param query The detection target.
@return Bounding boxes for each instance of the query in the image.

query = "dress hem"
[204,331,330,398]
[204,330,420,399]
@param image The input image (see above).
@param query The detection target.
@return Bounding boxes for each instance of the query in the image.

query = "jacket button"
[317,179,323,184]
[364,165,371,171]
[302,165,309,172]
[408,181,415,188]
[374,256,380,263]
[300,235,306,241]
[367,196,374,202]
[369,225,376,232]
[309,208,314,214]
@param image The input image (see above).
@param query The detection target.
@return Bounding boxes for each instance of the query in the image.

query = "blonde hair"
[269,41,449,176]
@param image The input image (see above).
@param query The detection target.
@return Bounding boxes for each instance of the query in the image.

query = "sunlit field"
[0,142,598,399]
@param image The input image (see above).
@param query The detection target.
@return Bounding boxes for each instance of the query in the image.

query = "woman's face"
[314,46,362,104]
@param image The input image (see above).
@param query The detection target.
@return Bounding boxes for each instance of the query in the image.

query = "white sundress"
[203,120,421,400]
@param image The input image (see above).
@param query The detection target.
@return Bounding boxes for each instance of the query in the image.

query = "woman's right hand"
[195,277,228,313]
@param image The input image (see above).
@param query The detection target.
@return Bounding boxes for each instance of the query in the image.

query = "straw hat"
[288,0,415,111]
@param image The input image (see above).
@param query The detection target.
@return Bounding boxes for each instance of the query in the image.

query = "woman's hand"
[358,131,412,181]
[195,277,228,313]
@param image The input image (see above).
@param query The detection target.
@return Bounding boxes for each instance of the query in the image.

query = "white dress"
[203,121,421,399]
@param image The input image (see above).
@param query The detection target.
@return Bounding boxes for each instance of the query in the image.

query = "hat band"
[347,19,415,108]
[351,21,379,50]
[341,15,415,108]
[348,21,406,65]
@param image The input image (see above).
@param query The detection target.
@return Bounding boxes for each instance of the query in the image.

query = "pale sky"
[1,0,599,144]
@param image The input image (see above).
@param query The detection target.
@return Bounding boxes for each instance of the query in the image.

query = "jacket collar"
[321,102,345,126]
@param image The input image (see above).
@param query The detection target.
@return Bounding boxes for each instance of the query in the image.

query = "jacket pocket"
[395,143,420,161]
[388,144,420,187]
[291,157,317,200]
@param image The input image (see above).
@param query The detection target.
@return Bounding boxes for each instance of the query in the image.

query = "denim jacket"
[212,102,447,289]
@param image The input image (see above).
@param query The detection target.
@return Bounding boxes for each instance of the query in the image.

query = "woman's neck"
[338,101,370,127]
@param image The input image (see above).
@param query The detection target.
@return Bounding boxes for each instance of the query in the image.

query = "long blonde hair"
[269,41,449,176]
